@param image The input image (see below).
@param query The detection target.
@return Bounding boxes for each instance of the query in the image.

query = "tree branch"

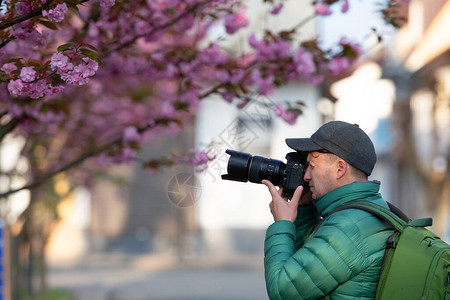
[101,1,210,58]
[0,117,19,141]
[0,118,167,199]
[0,38,12,50]
[292,13,316,31]
[0,0,54,31]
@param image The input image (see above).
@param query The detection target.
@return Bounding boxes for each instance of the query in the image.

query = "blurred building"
[318,0,449,241]
[384,0,450,239]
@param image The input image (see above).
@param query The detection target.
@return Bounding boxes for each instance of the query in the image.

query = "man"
[262,121,393,300]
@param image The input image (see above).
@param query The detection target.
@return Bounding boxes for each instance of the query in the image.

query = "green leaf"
[174,102,189,111]
[8,58,22,64]
[65,1,80,12]
[295,101,306,107]
[81,43,100,52]
[57,43,73,52]
[80,49,99,61]
[279,29,297,42]
[0,72,10,82]
[28,60,43,66]
[39,19,58,30]
[64,0,85,5]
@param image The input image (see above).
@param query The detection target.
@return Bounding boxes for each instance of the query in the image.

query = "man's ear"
[335,159,348,179]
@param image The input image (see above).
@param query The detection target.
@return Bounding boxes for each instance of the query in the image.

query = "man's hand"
[298,182,314,206]
[262,180,304,223]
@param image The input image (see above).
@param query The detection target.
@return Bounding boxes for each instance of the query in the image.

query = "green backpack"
[333,200,450,300]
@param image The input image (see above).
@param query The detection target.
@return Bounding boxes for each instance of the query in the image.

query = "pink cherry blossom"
[15,1,31,14]
[50,52,74,73]
[328,56,350,75]
[28,80,49,99]
[224,9,249,34]
[270,3,284,15]
[213,70,229,82]
[315,2,332,16]
[123,126,141,143]
[12,21,51,47]
[1,63,17,74]
[307,74,325,85]
[229,69,245,85]
[75,58,99,79]
[19,66,36,83]
[221,91,236,103]
[179,89,200,109]
[51,54,98,86]
[7,79,25,97]
[249,33,263,49]
[188,149,215,172]
[251,69,275,95]
[293,48,316,76]
[341,0,349,13]
[42,3,68,23]
[98,0,116,9]
[199,44,229,65]
[248,34,291,61]
[275,103,299,125]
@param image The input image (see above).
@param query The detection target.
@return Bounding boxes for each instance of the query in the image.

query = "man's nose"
[303,167,311,182]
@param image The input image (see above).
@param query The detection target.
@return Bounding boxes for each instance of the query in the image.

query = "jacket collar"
[315,181,381,217]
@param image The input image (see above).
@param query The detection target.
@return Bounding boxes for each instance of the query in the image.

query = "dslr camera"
[221,149,307,196]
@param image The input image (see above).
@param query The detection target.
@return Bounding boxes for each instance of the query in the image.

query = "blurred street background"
[48,252,267,300]
[1,0,449,299]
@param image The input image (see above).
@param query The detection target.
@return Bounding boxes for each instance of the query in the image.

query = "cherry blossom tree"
[0,0,404,296]
[0,0,363,199]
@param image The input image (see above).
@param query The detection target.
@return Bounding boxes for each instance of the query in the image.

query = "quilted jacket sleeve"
[264,211,373,300]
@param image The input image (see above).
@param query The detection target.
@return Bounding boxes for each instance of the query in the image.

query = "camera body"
[221,149,307,196]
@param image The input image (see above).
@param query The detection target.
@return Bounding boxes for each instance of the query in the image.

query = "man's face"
[303,151,337,200]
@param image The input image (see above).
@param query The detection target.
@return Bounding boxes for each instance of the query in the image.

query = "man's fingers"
[277,186,284,197]
[262,180,278,197]
[290,185,304,206]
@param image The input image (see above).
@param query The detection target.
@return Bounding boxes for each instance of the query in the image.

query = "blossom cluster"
[2,63,64,99]
[142,148,216,175]
[315,0,349,16]
[50,53,99,86]
[12,21,52,47]
[224,9,249,34]
[275,103,300,125]
[42,3,68,23]
[97,0,116,9]
[1,49,98,99]
[7,101,66,125]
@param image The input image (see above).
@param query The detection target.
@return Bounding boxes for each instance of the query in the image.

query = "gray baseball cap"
[285,121,377,175]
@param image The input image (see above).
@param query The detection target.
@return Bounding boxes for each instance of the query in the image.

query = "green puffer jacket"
[264,181,394,300]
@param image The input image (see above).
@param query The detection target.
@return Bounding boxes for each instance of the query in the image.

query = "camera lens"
[221,149,286,185]
[221,149,252,182]
[248,156,285,185]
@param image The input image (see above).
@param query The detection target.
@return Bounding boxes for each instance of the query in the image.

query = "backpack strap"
[311,200,433,238]
[385,201,409,223]
[333,200,433,230]
[334,200,407,232]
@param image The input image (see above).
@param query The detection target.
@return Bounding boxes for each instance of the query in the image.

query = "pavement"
[48,252,269,300]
